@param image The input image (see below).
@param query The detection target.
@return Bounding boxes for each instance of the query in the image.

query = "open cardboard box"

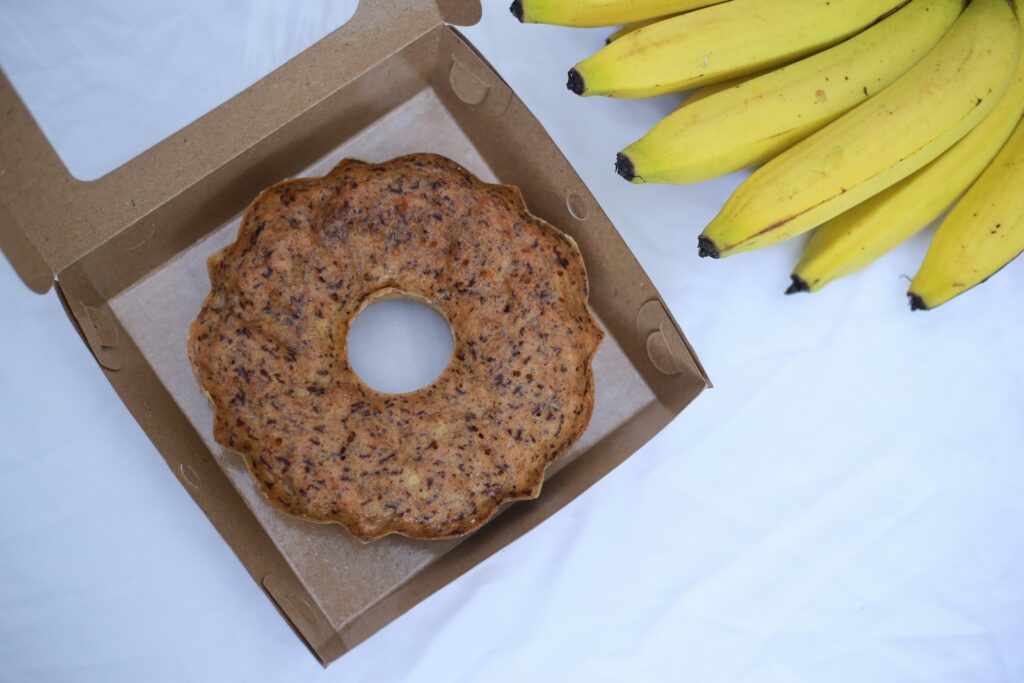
[0,0,709,666]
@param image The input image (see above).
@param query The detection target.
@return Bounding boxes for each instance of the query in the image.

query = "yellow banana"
[908,116,1024,310]
[791,28,1024,294]
[683,70,767,106]
[616,0,962,185]
[607,17,674,44]
[511,0,725,28]
[698,0,1020,259]
[567,0,909,98]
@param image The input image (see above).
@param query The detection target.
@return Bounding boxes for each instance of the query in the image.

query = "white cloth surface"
[2,2,1024,682]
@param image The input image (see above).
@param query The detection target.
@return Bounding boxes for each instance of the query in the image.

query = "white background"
[2,2,1024,682]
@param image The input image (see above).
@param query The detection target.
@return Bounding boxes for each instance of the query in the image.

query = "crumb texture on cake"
[188,153,603,541]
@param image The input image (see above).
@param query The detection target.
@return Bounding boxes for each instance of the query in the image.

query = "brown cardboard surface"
[109,85,658,631]
[1,3,708,666]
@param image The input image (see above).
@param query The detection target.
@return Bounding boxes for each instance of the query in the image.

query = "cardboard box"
[0,0,709,665]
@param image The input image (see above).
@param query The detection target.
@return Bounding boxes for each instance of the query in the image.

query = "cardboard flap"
[436,0,483,26]
[637,300,711,387]
[0,195,51,294]
[0,0,481,292]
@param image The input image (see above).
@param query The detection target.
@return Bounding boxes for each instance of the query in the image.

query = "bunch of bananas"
[512,0,1024,310]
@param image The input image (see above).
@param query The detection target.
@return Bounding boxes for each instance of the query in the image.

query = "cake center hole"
[347,298,453,394]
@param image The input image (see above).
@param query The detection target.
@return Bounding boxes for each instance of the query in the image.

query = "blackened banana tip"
[509,0,524,22]
[785,275,809,295]
[567,68,585,95]
[697,236,720,259]
[908,293,928,311]
[615,153,635,181]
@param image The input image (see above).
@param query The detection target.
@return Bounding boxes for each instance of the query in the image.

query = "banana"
[616,0,961,185]
[682,70,767,106]
[606,17,672,44]
[791,28,1024,294]
[511,0,725,28]
[698,0,1020,259]
[567,0,910,98]
[908,116,1024,310]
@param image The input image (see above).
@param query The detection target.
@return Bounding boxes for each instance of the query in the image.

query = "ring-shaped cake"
[189,153,603,541]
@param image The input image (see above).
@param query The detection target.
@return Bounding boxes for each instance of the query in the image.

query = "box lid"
[0,0,482,293]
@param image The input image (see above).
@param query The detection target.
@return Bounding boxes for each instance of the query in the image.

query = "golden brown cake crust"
[188,153,603,541]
